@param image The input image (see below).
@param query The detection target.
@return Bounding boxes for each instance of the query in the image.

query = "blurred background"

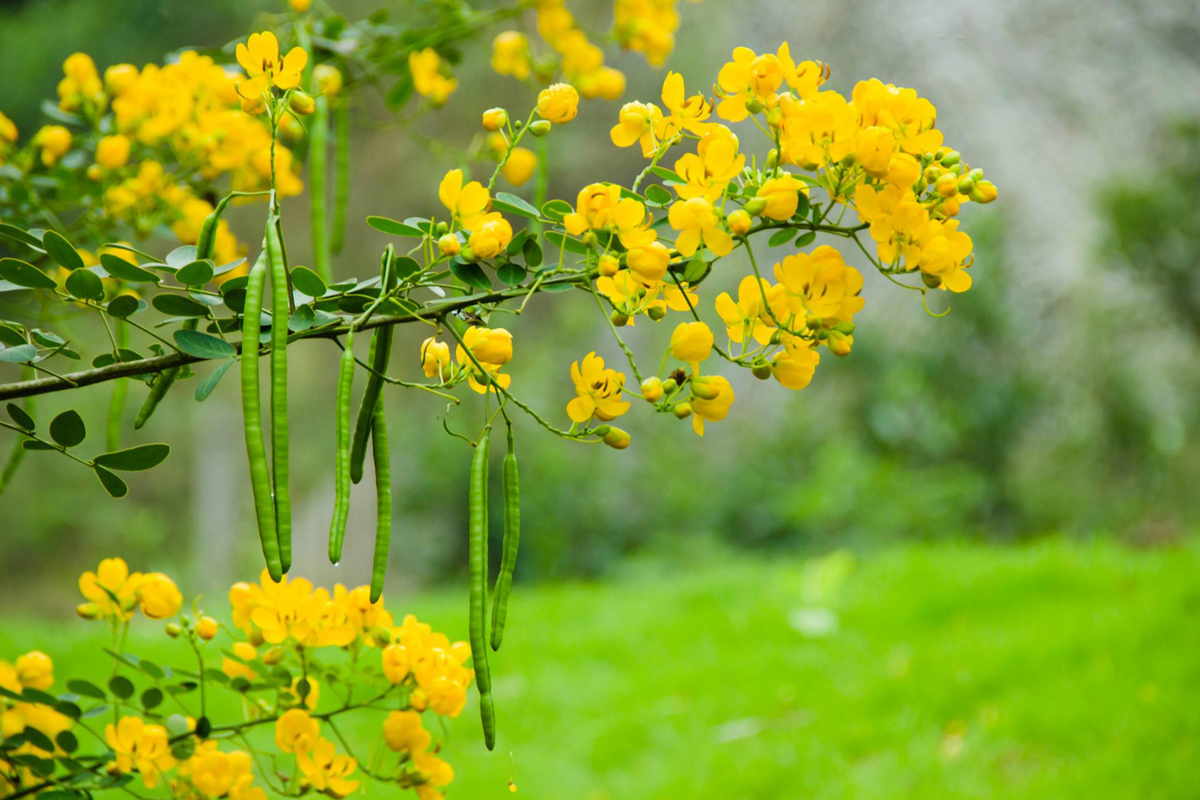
[2,0,1199,797]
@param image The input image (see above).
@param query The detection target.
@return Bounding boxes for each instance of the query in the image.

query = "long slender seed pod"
[265,216,292,573]
[134,318,196,429]
[328,329,355,564]
[309,94,332,282]
[241,252,282,581]
[0,366,34,495]
[491,424,520,651]
[331,98,350,256]
[196,194,233,263]
[349,247,396,483]
[106,321,130,451]
[469,428,496,750]
[369,394,392,602]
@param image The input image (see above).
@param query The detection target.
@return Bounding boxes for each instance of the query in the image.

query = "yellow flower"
[196,616,219,640]
[467,213,513,259]
[95,134,131,169]
[773,246,865,322]
[626,240,671,283]
[34,125,72,167]
[380,642,410,684]
[855,126,896,178]
[670,321,714,368]
[778,90,858,169]
[296,739,359,798]
[564,183,621,236]
[419,338,451,379]
[916,218,974,292]
[690,375,734,436]
[105,716,176,789]
[0,111,17,144]
[851,78,943,157]
[727,209,751,236]
[438,233,461,257]
[566,352,630,423]
[755,174,806,221]
[537,83,579,124]
[610,101,662,157]
[409,48,457,105]
[235,31,308,108]
[275,709,320,754]
[14,652,53,690]
[186,746,261,800]
[777,43,829,99]
[714,46,783,123]
[289,0,312,10]
[491,32,531,81]
[411,751,455,792]
[658,71,712,139]
[482,108,508,132]
[222,641,258,681]
[578,66,627,101]
[502,147,537,186]
[57,52,103,111]
[456,327,513,394]
[438,169,490,229]
[614,0,680,65]
[103,64,138,95]
[382,710,431,753]
[673,127,744,202]
[137,572,182,619]
[79,557,142,620]
[715,276,784,345]
[772,342,820,390]
[668,197,734,257]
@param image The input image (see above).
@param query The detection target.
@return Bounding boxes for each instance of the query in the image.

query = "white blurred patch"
[787,606,839,638]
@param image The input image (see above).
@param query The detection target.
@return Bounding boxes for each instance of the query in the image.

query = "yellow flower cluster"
[1,651,74,795]
[410,48,459,106]
[380,615,474,717]
[228,569,393,649]
[614,0,702,67]
[76,556,182,622]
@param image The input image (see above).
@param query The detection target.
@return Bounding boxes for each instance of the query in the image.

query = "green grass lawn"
[3,537,1198,799]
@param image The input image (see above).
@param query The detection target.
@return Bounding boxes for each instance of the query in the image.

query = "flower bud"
[827,331,852,357]
[460,246,476,262]
[591,425,611,437]
[935,173,959,198]
[409,688,428,712]
[647,306,666,321]
[438,234,461,257]
[288,90,315,116]
[752,364,772,380]
[86,164,102,181]
[939,150,961,167]
[766,149,779,170]
[921,271,942,288]
[610,310,629,327]
[969,180,997,204]
[744,98,764,114]
[196,617,218,641]
[923,165,943,183]
[602,427,631,449]
[833,321,856,335]
[581,231,597,247]
[743,197,767,216]
[263,646,287,665]
[528,120,552,137]
[690,377,720,400]
[76,602,100,620]
[165,622,182,638]
[967,168,984,183]
[727,209,752,236]
[641,376,664,402]
[672,402,692,419]
[248,629,265,647]
[766,107,783,128]
[941,197,961,216]
[956,176,975,195]
[482,108,508,131]
[805,313,823,331]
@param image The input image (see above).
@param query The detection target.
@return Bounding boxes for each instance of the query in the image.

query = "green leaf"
[523,237,543,267]
[152,295,210,317]
[0,258,57,290]
[55,731,78,754]
[493,192,540,219]
[288,305,316,333]
[290,266,326,297]
[41,231,84,271]
[393,256,421,280]
[94,465,128,498]
[166,714,191,736]
[107,676,134,700]
[138,660,165,680]
[540,199,572,221]
[768,228,795,248]
[22,727,54,753]
[543,231,589,255]
[795,192,811,220]
[166,246,198,269]
[649,166,684,183]
[0,324,25,347]
[0,224,44,251]
[644,184,672,207]
[449,260,492,290]
[174,329,236,359]
[497,262,527,286]
[65,269,104,301]
[65,679,105,699]
[195,359,236,402]
[141,688,163,710]
[100,254,160,284]
[107,295,140,319]
[52,700,81,720]
[0,344,36,363]
[49,410,85,448]
[6,402,34,431]
[175,260,214,287]
[795,231,816,247]
[23,440,55,451]
[366,216,424,237]
[93,443,170,471]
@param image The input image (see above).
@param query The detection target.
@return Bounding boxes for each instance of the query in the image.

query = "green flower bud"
[591,424,611,437]
[921,271,942,288]
[641,376,664,402]
[744,197,767,216]
[833,321,856,334]
[752,364,772,380]
[165,623,182,638]
[460,246,476,262]
[610,310,629,327]
[528,120,552,137]
[602,427,631,449]
[662,377,679,394]
[940,150,961,167]
[647,306,666,321]
[957,176,975,195]
[744,98,764,114]
[672,402,692,419]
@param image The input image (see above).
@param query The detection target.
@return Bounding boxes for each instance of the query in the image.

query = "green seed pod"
[752,364,772,380]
